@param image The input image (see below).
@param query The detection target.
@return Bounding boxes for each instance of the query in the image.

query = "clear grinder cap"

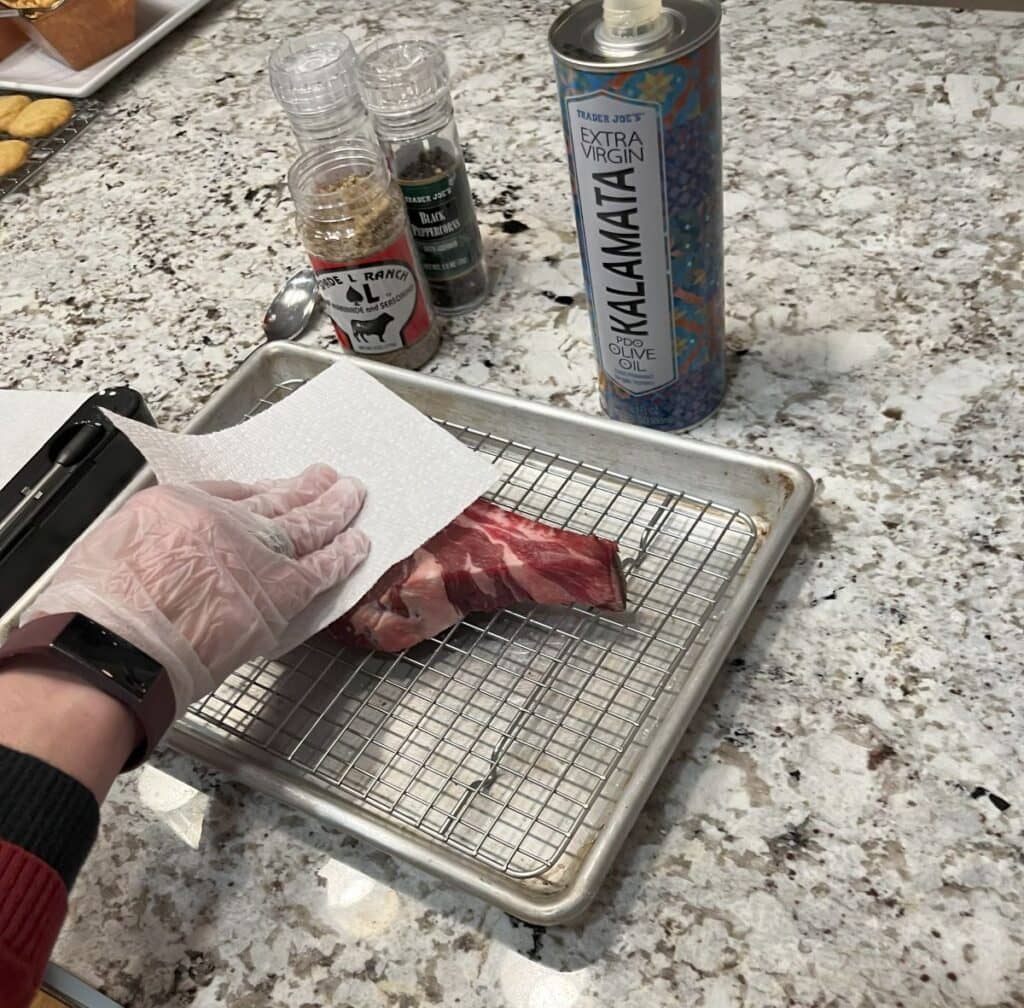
[268,30,362,117]
[356,38,450,119]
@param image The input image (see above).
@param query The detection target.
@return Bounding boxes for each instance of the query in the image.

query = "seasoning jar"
[357,39,489,316]
[269,31,376,150]
[288,140,440,369]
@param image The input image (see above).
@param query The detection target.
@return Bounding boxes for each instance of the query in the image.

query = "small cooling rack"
[0,93,100,201]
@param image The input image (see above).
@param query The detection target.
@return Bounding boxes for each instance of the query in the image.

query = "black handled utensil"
[0,387,155,616]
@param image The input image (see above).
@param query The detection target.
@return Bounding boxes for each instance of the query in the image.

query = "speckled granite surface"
[2,0,1023,1005]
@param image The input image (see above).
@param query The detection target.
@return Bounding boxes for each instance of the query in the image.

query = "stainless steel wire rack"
[0,343,810,920]
[84,342,813,922]
[0,94,101,201]
[186,373,759,883]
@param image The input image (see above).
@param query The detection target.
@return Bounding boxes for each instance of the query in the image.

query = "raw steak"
[331,498,627,652]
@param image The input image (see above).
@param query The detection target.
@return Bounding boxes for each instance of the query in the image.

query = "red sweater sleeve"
[0,840,69,1008]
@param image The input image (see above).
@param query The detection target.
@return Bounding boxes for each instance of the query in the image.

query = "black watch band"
[0,612,176,770]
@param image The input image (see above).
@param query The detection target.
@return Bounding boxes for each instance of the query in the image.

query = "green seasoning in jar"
[357,39,489,316]
[288,140,440,369]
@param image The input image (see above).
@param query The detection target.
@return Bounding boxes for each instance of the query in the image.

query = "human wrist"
[0,659,142,802]
[23,595,200,722]
[2,611,180,771]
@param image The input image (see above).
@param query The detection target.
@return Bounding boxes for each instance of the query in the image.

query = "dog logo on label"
[317,261,418,353]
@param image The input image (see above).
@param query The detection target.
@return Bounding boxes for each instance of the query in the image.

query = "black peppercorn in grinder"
[356,39,490,316]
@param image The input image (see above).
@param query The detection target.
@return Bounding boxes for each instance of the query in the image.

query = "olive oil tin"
[550,0,724,431]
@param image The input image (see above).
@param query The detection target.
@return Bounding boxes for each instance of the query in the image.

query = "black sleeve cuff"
[0,744,99,889]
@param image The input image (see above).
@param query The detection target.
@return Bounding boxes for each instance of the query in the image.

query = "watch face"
[54,614,162,699]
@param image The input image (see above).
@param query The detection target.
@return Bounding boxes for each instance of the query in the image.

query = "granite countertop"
[2,0,1023,1005]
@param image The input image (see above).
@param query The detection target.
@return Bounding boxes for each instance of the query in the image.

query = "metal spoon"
[263,267,320,342]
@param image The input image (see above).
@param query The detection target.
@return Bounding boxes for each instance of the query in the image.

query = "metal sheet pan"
[7,342,813,923]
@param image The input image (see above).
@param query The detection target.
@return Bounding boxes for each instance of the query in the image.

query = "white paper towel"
[104,359,499,652]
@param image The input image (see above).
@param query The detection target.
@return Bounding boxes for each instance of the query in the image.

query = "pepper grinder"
[357,39,489,316]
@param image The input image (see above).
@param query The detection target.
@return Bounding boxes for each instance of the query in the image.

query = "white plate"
[0,0,212,98]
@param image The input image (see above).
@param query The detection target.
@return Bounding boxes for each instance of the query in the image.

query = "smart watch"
[0,612,176,770]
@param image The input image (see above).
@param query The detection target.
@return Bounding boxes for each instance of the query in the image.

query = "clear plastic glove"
[23,464,369,719]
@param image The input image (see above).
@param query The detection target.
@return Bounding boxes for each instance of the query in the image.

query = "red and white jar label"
[309,234,432,355]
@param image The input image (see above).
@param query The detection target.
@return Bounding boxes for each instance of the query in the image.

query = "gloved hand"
[23,463,369,719]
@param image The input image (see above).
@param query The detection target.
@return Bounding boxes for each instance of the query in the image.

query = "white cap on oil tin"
[601,0,663,35]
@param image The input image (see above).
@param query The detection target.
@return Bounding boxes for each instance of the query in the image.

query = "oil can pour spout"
[598,0,670,44]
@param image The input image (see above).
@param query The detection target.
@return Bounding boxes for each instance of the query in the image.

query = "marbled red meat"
[331,499,626,652]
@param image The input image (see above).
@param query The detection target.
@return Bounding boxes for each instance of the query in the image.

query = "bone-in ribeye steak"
[330,499,627,653]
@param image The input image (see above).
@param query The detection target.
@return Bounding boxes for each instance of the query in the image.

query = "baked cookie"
[0,139,29,176]
[0,94,30,132]
[8,97,73,138]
